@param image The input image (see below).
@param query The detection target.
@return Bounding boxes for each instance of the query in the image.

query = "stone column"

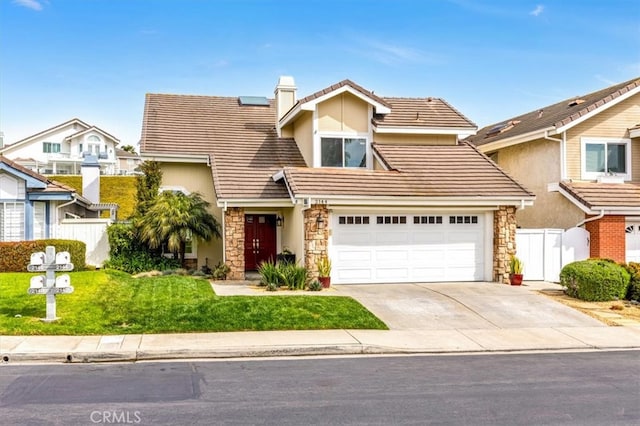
[304,204,329,279]
[224,207,245,280]
[493,206,517,284]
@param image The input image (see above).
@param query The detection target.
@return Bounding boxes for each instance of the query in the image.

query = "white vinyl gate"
[55,219,112,266]
[515,227,589,282]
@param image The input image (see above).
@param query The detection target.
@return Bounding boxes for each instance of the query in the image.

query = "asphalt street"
[1,351,638,425]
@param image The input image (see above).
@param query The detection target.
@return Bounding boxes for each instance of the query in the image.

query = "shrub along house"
[140,77,534,284]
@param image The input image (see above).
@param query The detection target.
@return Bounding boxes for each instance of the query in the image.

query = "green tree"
[139,191,221,265]
[134,161,162,218]
[120,144,137,154]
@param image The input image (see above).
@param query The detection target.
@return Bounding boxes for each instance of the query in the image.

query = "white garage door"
[331,213,486,284]
[626,222,640,263]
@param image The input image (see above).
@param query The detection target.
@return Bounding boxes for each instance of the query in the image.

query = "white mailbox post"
[27,246,74,322]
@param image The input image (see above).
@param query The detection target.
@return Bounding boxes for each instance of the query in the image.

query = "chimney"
[275,76,297,134]
[81,155,100,204]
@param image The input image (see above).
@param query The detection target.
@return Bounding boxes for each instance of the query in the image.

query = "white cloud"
[530,5,544,17]
[347,36,442,66]
[12,0,44,11]
[595,74,616,86]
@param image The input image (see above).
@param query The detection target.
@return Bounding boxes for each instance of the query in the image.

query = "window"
[449,215,478,224]
[321,137,366,168]
[338,215,370,225]
[413,216,443,224]
[582,137,631,180]
[43,142,61,153]
[0,202,25,242]
[33,202,46,240]
[376,216,406,224]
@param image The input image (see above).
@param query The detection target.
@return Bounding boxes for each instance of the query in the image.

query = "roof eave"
[140,152,210,164]
[291,194,535,207]
[474,127,556,153]
[554,85,640,134]
[279,85,391,129]
[373,125,477,136]
[216,198,295,208]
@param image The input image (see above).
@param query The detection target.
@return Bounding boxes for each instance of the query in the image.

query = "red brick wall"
[584,215,625,262]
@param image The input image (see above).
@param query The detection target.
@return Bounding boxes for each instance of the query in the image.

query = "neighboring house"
[115,148,142,175]
[467,77,640,264]
[0,155,118,266]
[140,77,534,284]
[0,118,120,175]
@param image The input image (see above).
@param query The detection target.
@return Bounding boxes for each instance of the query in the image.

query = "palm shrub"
[138,191,221,266]
[559,259,630,301]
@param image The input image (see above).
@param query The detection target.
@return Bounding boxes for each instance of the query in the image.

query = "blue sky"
[1,0,638,148]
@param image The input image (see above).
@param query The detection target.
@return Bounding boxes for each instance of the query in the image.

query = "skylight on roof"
[238,96,270,106]
[485,120,520,138]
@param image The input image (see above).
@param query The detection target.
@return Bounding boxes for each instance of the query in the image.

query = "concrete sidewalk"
[2,281,640,364]
[2,326,639,364]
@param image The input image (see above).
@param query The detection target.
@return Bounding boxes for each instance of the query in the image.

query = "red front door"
[244,214,277,270]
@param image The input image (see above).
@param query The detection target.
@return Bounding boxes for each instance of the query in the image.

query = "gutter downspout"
[544,130,566,181]
[575,209,605,228]
[55,194,78,238]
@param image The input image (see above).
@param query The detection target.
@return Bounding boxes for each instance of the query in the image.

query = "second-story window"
[42,142,61,153]
[321,137,366,168]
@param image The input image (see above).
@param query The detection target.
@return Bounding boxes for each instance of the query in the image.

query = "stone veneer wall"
[304,204,329,278]
[493,206,517,284]
[224,207,245,280]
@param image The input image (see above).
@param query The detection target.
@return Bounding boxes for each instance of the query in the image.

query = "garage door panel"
[375,249,409,263]
[375,231,410,245]
[412,232,446,244]
[375,267,409,280]
[332,213,485,283]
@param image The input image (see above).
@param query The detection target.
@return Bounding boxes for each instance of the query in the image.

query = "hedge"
[623,262,640,301]
[0,240,86,272]
[559,259,630,302]
[51,175,137,220]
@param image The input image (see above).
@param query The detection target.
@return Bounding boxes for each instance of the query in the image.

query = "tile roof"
[560,181,640,210]
[468,77,640,147]
[281,143,533,198]
[0,118,91,151]
[294,79,391,109]
[374,97,476,129]
[141,94,306,200]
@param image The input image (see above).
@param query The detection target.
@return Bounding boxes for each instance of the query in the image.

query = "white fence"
[55,219,111,267]
[516,227,590,282]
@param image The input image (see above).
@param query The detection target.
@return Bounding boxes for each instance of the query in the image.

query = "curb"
[3,344,639,364]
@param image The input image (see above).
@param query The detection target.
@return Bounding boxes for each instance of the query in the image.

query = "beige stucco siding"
[292,111,313,167]
[565,95,640,181]
[374,133,457,145]
[160,162,222,266]
[317,93,369,133]
[495,138,583,229]
[280,203,304,262]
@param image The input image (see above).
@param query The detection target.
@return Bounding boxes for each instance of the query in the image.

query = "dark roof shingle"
[468,77,640,147]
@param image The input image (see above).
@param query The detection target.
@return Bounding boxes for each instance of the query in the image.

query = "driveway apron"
[334,282,605,331]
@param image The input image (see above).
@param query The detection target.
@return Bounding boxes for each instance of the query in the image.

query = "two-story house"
[0,118,120,175]
[140,77,534,284]
[468,77,640,264]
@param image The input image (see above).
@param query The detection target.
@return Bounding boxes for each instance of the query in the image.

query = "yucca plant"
[258,260,280,287]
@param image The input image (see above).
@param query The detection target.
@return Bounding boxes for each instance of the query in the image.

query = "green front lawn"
[0,271,386,335]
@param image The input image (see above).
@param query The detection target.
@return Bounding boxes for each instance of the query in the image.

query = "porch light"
[276,216,284,227]
[316,213,325,226]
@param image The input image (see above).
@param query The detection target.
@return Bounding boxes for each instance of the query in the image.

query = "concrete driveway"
[334,282,605,330]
